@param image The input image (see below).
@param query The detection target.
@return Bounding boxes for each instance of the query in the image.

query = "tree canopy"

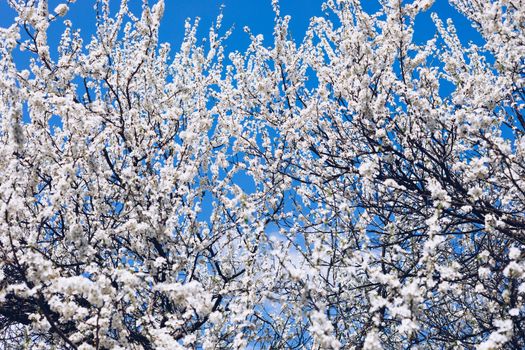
[0,0,524,349]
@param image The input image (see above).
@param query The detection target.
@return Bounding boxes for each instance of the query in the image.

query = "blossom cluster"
[0,0,524,349]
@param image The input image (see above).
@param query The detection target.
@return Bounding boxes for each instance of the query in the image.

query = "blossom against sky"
[0,0,483,59]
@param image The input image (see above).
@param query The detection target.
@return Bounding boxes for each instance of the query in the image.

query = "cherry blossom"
[0,0,524,349]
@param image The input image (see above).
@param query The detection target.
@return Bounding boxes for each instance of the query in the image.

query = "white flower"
[503,261,523,278]
[363,329,382,350]
[477,319,513,349]
[309,310,341,349]
[375,128,387,139]
[54,4,69,16]
[509,247,521,260]
[460,205,472,213]
[427,179,451,208]
[358,159,378,179]
[399,318,419,336]
[478,267,490,279]
[468,186,483,201]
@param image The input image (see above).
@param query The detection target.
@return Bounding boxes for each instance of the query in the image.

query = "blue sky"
[0,0,491,199]
[0,0,483,59]
[0,0,323,52]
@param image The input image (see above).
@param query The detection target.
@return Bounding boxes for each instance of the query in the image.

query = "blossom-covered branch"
[0,0,524,349]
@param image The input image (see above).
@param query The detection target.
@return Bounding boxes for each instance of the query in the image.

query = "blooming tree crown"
[0,0,524,349]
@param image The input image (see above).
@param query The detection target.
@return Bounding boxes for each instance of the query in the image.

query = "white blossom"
[0,0,524,348]
[53,4,69,17]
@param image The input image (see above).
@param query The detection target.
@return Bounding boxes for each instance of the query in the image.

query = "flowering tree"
[0,0,524,349]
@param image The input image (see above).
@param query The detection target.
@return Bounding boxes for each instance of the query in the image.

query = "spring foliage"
[1,0,525,348]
